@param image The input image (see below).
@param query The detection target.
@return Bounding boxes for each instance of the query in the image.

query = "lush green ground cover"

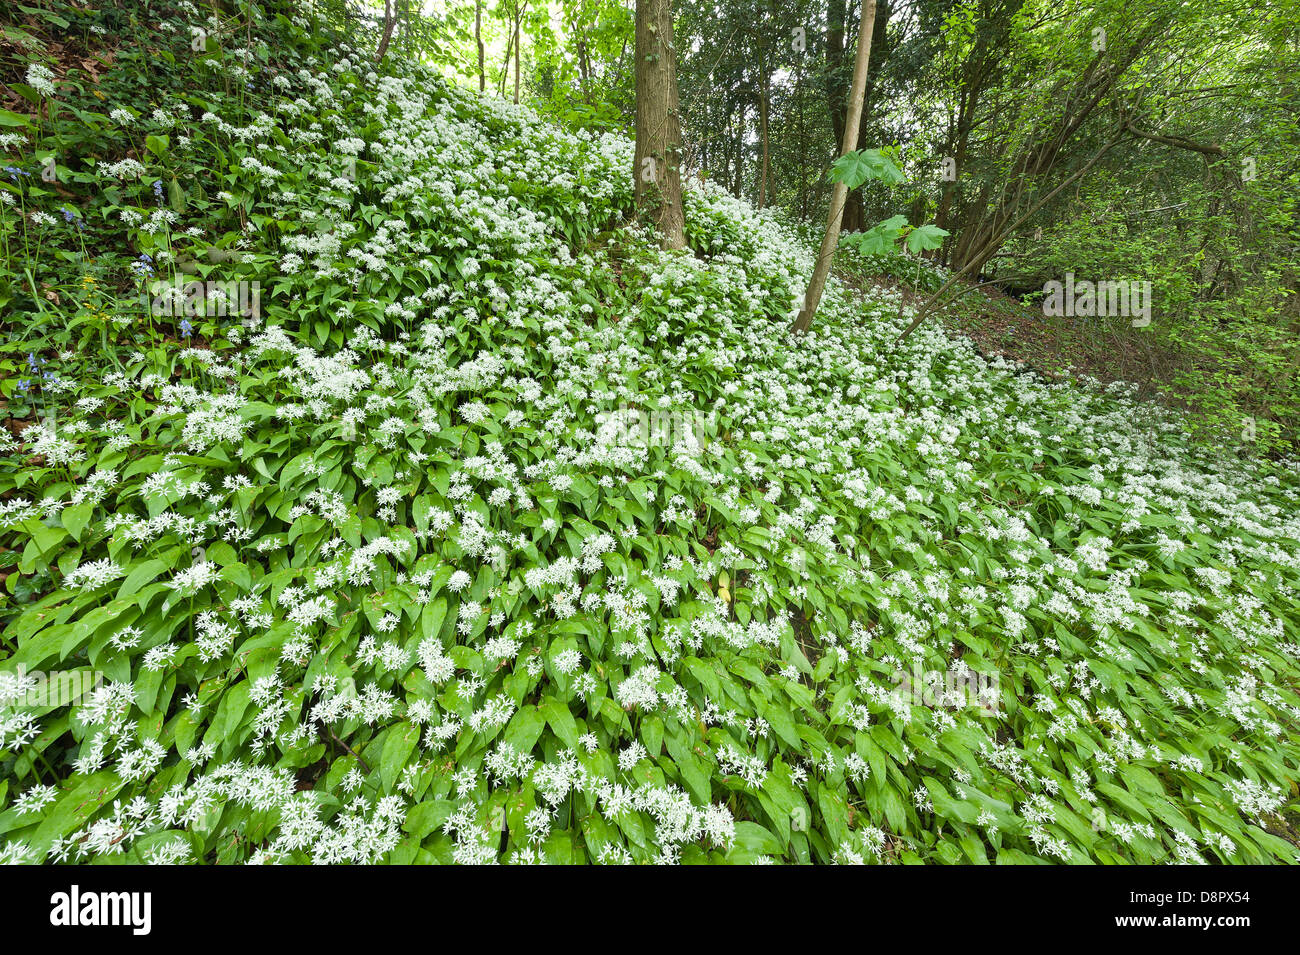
[1,3,1297,864]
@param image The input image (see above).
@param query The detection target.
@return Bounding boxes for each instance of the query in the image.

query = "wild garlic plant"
[0,6,1297,865]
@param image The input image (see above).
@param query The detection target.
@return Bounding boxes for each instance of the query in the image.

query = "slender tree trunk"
[717,100,731,190]
[733,105,745,198]
[476,0,485,93]
[575,0,593,97]
[375,0,396,63]
[700,121,709,179]
[792,0,877,333]
[577,28,591,100]
[500,26,514,97]
[757,47,771,209]
[823,0,864,233]
[796,51,808,219]
[825,0,847,136]
[847,0,891,232]
[514,2,528,105]
[634,0,686,249]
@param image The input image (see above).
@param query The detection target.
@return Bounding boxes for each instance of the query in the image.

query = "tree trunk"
[514,3,528,105]
[733,104,745,198]
[476,0,485,93]
[500,27,513,97]
[849,0,891,232]
[757,48,771,209]
[634,0,686,249]
[375,0,396,63]
[577,36,591,99]
[825,0,847,138]
[796,50,808,219]
[792,0,877,333]
[824,0,888,234]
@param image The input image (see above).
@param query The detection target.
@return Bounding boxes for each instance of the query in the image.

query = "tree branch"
[1123,120,1225,156]
[895,129,1126,343]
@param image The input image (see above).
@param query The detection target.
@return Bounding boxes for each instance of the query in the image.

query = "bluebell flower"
[152,180,164,200]
[180,318,194,338]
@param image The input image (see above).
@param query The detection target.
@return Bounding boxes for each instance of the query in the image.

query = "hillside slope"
[1,6,1298,864]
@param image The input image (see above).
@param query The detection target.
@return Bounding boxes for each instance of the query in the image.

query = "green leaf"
[829,149,904,189]
[905,223,950,253]
[540,697,580,749]
[380,723,419,792]
[0,108,34,128]
[843,215,908,255]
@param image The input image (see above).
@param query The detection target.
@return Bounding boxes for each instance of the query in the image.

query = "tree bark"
[757,46,771,209]
[733,104,745,198]
[848,0,891,232]
[792,0,877,334]
[634,0,686,249]
[824,0,889,233]
[476,0,485,93]
[576,7,592,102]
[514,2,528,105]
[375,0,396,63]
[499,27,514,97]
[796,47,808,219]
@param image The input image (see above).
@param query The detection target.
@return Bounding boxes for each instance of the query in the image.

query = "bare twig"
[318,722,372,774]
